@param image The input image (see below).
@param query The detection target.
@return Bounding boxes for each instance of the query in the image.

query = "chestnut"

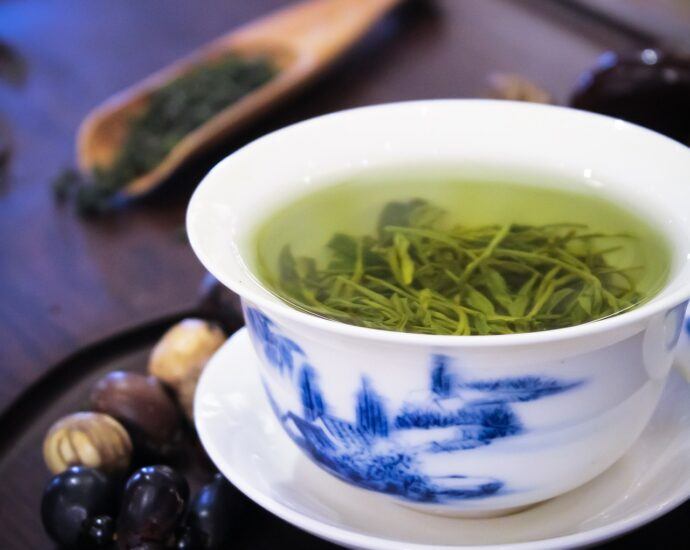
[89,371,180,459]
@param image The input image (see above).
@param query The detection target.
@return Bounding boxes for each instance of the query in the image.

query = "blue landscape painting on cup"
[246,308,585,503]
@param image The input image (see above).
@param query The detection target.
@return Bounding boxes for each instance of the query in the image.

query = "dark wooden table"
[0,1,687,548]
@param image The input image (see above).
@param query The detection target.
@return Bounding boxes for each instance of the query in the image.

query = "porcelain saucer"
[195,328,690,550]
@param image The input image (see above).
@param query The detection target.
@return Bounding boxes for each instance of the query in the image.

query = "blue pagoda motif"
[431,354,454,397]
[299,364,326,421]
[246,308,586,503]
[356,377,389,438]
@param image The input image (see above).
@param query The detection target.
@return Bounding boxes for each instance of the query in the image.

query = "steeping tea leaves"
[253,170,670,335]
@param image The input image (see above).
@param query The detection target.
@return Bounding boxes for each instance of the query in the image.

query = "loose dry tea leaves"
[94,53,277,194]
[271,199,643,335]
[51,169,114,216]
[53,52,277,216]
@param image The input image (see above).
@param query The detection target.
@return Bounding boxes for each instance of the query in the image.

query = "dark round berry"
[184,473,250,549]
[117,465,189,548]
[41,466,117,549]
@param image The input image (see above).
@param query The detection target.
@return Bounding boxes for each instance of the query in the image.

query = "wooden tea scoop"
[77,0,401,197]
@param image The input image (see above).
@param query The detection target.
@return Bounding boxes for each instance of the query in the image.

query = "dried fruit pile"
[39,319,242,549]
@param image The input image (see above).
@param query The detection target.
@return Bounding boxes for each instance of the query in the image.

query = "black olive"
[117,465,189,549]
[183,473,250,549]
[571,48,690,144]
[41,466,117,549]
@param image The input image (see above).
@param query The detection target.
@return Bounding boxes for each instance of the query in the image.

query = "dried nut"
[43,412,132,474]
[89,371,180,458]
[148,319,225,418]
[486,72,552,104]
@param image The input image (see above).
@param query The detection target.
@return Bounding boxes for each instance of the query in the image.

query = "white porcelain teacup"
[187,100,690,516]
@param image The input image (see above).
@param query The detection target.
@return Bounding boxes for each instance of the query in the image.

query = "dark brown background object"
[0,1,688,548]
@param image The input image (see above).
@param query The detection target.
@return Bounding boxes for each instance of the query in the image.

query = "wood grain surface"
[0,1,687,548]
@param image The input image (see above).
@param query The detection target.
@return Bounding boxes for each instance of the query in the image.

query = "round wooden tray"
[0,285,337,549]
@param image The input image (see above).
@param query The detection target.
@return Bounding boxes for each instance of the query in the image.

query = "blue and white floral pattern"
[247,308,585,503]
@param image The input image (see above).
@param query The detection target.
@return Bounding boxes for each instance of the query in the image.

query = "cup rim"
[187,99,690,347]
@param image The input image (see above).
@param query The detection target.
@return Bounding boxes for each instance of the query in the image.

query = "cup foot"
[395,501,538,518]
